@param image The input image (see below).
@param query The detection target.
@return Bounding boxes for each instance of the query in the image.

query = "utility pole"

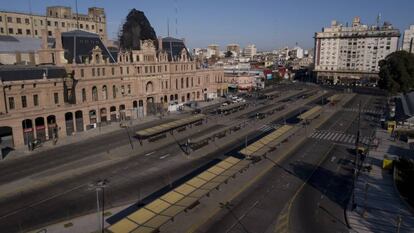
[396,215,402,233]
[352,100,362,209]
[90,179,108,233]
[356,100,362,169]
[219,202,250,233]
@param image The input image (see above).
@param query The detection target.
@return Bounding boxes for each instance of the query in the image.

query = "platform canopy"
[240,125,293,157]
[298,106,322,121]
[135,114,205,138]
[218,102,247,112]
[107,156,251,233]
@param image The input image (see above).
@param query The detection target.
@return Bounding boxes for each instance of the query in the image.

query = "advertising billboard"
[266,74,273,80]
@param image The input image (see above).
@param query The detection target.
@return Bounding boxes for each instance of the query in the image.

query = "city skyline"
[2,0,414,51]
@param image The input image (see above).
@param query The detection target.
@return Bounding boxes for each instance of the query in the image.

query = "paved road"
[0,90,320,232]
[0,117,177,185]
[290,94,384,233]
[201,94,385,233]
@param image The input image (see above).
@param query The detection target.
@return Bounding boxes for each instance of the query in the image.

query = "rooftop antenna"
[167,18,173,61]
[376,13,381,28]
[174,0,178,36]
[75,0,80,30]
[28,0,34,37]
[167,18,170,37]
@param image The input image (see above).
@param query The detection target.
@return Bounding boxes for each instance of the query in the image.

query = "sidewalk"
[347,129,414,233]
[4,115,162,159]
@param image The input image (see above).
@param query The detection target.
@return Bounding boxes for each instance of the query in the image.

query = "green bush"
[395,158,414,207]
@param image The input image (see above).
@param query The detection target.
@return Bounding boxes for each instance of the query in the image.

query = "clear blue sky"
[2,0,414,51]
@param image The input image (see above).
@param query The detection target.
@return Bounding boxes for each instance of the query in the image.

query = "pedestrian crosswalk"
[310,130,371,145]
[342,107,383,115]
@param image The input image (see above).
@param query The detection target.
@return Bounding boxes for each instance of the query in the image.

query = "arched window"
[146,82,153,93]
[181,78,184,88]
[92,86,98,101]
[112,85,116,98]
[191,77,194,87]
[186,77,189,88]
[176,79,178,90]
[102,85,108,100]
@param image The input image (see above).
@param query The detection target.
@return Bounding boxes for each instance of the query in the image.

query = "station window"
[54,93,59,104]
[8,97,14,110]
[21,96,27,108]
[33,94,39,106]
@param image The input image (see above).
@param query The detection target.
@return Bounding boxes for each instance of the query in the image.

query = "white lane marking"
[331,133,340,141]
[159,154,170,159]
[336,134,344,142]
[327,132,336,141]
[145,151,156,157]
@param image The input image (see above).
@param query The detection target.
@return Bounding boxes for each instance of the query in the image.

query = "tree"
[378,51,414,94]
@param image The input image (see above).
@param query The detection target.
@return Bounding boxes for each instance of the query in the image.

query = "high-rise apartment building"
[207,44,220,58]
[402,25,414,53]
[314,17,400,86]
[226,44,240,56]
[243,44,257,58]
[0,6,107,43]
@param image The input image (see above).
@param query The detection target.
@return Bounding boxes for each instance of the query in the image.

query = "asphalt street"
[0,87,320,233]
[290,94,384,233]
[201,94,385,233]
[0,117,177,185]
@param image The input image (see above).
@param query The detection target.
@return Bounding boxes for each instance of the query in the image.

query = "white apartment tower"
[243,44,257,58]
[314,17,400,86]
[402,25,414,53]
[207,44,220,58]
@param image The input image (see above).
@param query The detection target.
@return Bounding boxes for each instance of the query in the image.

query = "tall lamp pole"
[352,100,362,209]
[90,179,109,233]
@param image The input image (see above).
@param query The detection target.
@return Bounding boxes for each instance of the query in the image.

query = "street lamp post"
[90,179,108,233]
[219,202,250,233]
[352,100,362,209]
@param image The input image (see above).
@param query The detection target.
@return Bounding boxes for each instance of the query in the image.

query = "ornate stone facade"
[0,33,227,148]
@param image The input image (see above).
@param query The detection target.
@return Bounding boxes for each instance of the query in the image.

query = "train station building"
[0,28,227,148]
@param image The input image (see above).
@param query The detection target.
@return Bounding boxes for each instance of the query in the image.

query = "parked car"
[192,108,202,114]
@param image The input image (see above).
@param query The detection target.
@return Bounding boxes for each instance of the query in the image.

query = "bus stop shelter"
[135,114,205,144]
[107,156,251,233]
[298,106,322,122]
[239,125,294,158]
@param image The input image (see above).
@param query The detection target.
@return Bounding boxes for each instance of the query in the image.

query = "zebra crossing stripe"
[332,133,341,141]
[322,132,332,140]
[337,134,346,142]
[315,132,324,139]
[327,132,337,140]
